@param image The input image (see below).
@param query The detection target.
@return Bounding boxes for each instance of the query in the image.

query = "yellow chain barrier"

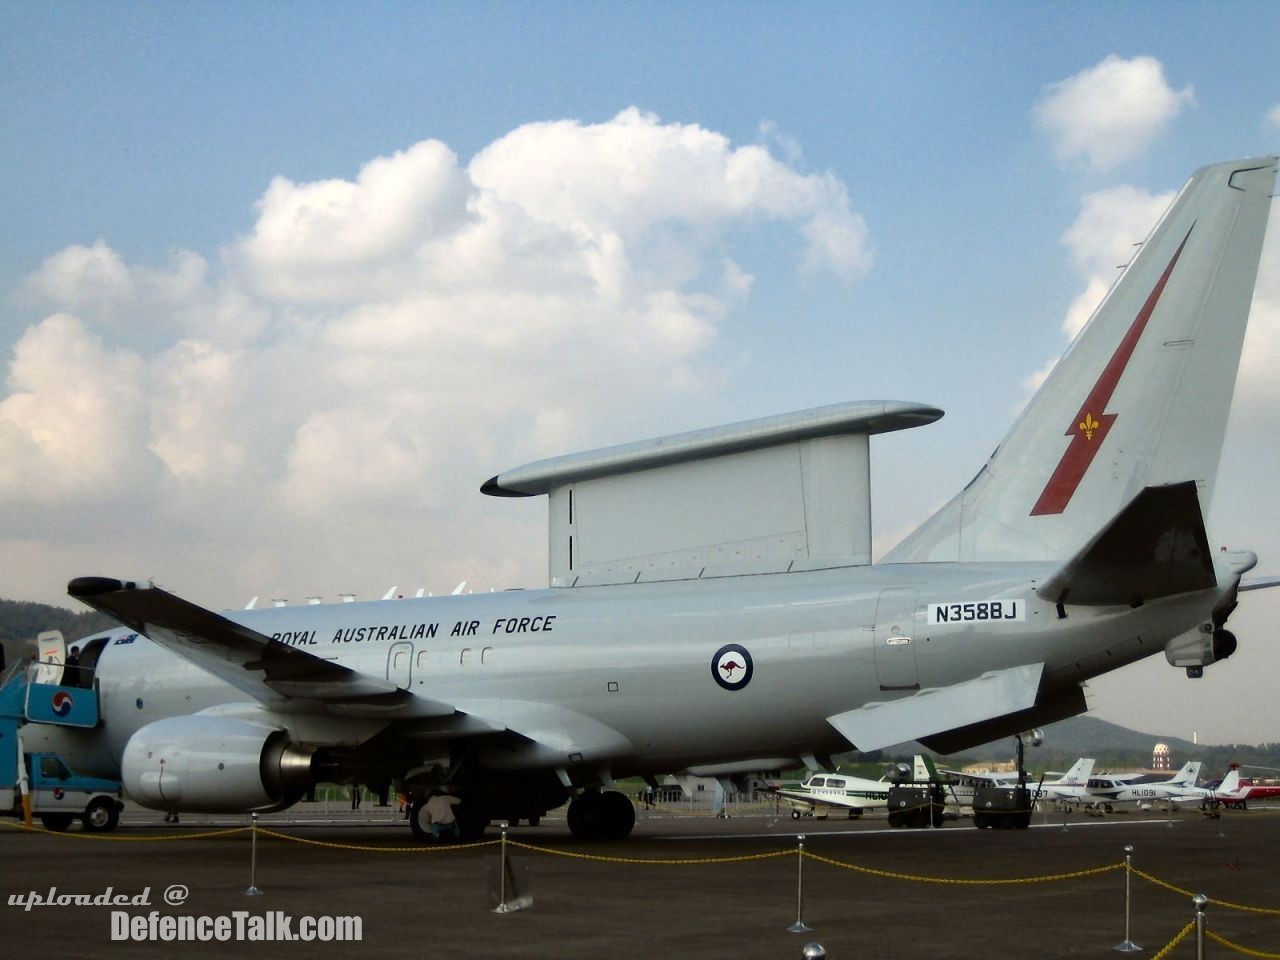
[1132,867,1280,917]
[1149,922,1195,960]
[507,839,793,866]
[0,819,251,841]
[1206,930,1280,959]
[803,849,1124,885]
[257,827,500,852]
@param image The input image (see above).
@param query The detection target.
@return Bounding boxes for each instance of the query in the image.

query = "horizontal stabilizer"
[826,662,1043,753]
[1035,482,1214,606]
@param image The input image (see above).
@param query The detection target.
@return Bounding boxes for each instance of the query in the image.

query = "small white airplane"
[947,756,1097,805]
[772,755,935,819]
[27,157,1278,843]
[1073,761,1204,812]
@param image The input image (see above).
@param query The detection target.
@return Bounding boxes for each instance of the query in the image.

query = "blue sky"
[2,1,1278,745]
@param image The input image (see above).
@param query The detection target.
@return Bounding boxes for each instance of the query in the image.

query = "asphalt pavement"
[3,804,1277,959]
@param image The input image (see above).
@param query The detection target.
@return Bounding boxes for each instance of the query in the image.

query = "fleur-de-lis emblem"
[1078,413,1100,440]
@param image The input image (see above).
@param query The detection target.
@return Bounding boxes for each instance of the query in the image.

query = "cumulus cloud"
[1034,55,1194,171]
[1021,184,1175,396]
[1059,185,1176,337]
[0,110,870,605]
[1268,104,1280,130]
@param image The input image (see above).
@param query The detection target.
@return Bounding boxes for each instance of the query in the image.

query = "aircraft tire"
[598,790,636,840]
[791,810,801,820]
[887,811,903,828]
[455,807,490,843]
[83,798,119,833]
[40,813,74,832]
[567,791,601,839]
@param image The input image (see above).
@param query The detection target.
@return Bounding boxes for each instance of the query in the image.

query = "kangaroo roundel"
[712,643,753,691]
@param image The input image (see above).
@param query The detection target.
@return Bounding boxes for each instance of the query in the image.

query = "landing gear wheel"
[598,790,635,840]
[568,790,635,840]
[40,813,73,832]
[455,807,490,843]
[791,810,801,820]
[83,798,119,833]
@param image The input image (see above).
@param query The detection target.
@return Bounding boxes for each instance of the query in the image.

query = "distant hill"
[871,713,1279,776]
[0,598,120,669]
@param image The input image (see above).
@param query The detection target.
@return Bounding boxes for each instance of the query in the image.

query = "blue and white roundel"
[51,691,74,717]
[711,644,753,691]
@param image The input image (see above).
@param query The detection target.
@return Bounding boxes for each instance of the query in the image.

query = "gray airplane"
[52,157,1277,842]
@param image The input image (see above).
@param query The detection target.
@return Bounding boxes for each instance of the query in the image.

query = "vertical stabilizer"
[888,158,1277,563]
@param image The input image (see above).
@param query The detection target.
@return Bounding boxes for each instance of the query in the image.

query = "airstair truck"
[1,631,125,832]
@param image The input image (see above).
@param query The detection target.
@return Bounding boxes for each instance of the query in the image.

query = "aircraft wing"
[67,577,453,716]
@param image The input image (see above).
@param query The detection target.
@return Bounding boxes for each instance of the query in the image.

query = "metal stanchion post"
[1166,799,1174,829]
[1193,893,1208,960]
[244,812,264,897]
[786,835,813,933]
[493,823,512,914]
[802,944,827,959]
[1113,845,1139,952]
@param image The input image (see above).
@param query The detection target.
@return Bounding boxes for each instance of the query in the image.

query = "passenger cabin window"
[416,650,429,670]
[459,648,471,666]
[827,777,845,788]
[481,646,493,665]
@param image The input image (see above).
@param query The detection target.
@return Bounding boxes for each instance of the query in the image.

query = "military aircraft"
[48,157,1278,842]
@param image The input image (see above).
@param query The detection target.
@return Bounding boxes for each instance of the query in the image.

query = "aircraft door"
[872,588,920,691]
[387,642,413,689]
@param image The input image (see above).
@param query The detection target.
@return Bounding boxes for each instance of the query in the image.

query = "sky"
[2,1,1278,746]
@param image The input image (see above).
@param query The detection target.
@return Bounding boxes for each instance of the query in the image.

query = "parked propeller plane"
[37,157,1278,843]
[771,755,936,819]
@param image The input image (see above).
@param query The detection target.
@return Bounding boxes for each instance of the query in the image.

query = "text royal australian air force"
[272,614,558,647]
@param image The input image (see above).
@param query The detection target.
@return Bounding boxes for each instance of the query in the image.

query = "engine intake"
[122,715,316,813]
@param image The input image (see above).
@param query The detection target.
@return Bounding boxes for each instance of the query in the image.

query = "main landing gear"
[567,789,635,841]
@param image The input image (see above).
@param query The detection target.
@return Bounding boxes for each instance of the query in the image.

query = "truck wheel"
[40,813,74,832]
[83,798,120,833]
[791,810,801,820]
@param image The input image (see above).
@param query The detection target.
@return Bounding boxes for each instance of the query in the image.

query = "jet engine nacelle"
[121,715,316,812]
[1164,621,1238,675]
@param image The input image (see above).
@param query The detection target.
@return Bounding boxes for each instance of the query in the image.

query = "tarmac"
[2,803,1277,959]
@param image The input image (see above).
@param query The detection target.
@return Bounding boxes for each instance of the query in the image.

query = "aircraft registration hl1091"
[52,157,1277,842]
